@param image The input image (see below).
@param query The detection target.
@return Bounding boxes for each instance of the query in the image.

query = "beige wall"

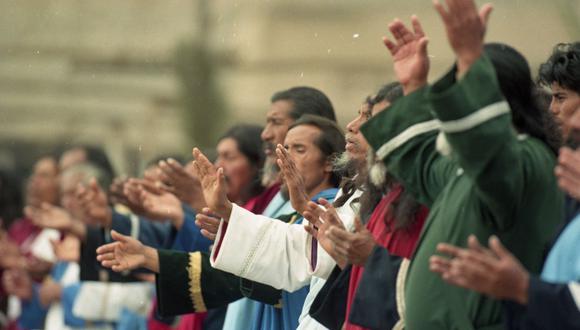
[0,0,578,173]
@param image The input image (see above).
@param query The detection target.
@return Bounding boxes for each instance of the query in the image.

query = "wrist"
[456,52,481,78]
[403,79,427,95]
[143,246,160,273]
[171,208,185,230]
[219,201,233,222]
[515,271,530,305]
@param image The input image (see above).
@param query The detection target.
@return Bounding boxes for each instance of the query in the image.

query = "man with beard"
[429,42,580,330]
[98,87,337,330]
[361,2,562,328]
[197,84,400,330]
[96,115,344,330]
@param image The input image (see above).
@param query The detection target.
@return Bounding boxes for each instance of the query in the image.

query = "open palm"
[383,16,429,93]
[97,230,145,272]
[192,148,231,218]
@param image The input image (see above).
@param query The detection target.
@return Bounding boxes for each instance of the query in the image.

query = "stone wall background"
[0,0,578,175]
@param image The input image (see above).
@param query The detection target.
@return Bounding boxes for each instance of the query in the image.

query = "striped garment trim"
[569,282,580,311]
[187,252,207,312]
[439,101,509,133]
[376,120,440,160]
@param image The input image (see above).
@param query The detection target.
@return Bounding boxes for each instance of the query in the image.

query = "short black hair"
[288,115,345,187]
[539,42,580,94]
[271,86,336,122]
[370,82,404,106]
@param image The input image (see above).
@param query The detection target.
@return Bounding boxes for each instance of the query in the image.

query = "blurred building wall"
[0,0,578,175]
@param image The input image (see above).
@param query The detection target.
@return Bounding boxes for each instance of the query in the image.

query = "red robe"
[344,184,428,330]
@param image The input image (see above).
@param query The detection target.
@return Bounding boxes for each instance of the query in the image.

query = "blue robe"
[247,188,338,330]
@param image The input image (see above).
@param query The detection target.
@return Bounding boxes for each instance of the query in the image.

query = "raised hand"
[77,178,112,227]
[195,208,222,241]
[50,235,80,262]
[39,277,62,307]
[109,176,131,206]
[325,217,376,266]
[303,198,348,268]
[192,148,232,220]
[383,16,429,94]
[555,147,580,200]
[158,159,207,211]
[433,0,493,75]
[2,268,33,300]
[429,235,530,304]
[96,230,159,273]
[0,234,26,269]
[276,144,309,214]
[25,203,74,231]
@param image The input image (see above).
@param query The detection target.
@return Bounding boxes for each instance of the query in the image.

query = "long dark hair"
[484,43,560,154]
[218,124,265,203]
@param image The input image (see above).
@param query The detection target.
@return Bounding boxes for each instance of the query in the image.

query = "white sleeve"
[210,203,311,291]
[72,282,153,321]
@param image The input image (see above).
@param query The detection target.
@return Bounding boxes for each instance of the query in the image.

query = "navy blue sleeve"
[170,204,211,252]
[18,283,48,330]
[504,277,580,330]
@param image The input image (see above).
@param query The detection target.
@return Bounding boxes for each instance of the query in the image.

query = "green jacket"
[361,56,563,330]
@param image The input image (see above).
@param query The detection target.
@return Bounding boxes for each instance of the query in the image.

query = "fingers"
[436,242,463,258]
[478,3,494,28]
[110,230,129,243]
[326,226,352,246]
[200,229,217,241]
[411,15,425,37]
[488,235,510,259]
[303,210,321,228]
[195,213,221,235]
[304,223,319,239]
[433,0,450,24]
[429,255,451,274]
[382,36,398,54]
[96,241,118,255]
[353,217,364,232]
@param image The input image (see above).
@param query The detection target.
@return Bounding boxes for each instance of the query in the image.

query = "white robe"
[211,189,361,329]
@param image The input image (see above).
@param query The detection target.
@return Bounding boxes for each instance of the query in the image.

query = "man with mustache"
[98,87,338,330]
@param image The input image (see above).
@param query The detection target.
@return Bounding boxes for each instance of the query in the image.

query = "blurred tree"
[174,0,228,149]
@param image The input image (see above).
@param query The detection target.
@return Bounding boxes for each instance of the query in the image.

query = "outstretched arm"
[96,230,160,273]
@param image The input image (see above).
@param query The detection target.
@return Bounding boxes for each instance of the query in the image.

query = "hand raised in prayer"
[2,268,33,300]
[382,16,429,95]
[303,198,348,268]
[0,233,26,268]
[50,235,80,262]
[77,178,112,227]
[325,217,376,266]
[276,144,309,215]
[39,277,62,307]
[109,176,131,206]
[96,230,159,273]
[195,208,222,241]
[192,148,232,221]
[25,203,74,231]
[433,0,493,76]
[158,159,207,212]
[132,179,185,228]
[429,235,530,305]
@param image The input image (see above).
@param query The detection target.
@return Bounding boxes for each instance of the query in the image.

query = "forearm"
[68,221,87,241]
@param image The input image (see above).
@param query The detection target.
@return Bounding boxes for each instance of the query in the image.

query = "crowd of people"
[1,0,579,329]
